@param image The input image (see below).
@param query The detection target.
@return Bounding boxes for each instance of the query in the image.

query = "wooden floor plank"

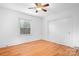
[0,40,78,56]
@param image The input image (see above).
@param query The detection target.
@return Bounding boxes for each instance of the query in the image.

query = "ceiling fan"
[28,3,49,13]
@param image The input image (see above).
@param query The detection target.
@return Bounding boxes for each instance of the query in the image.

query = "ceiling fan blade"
[28,7,34,9]
[43,4,49,7]
[35,3,38,6]
[36,10,38,13]
[28,7,36,9]
[42,9,47,12]
[35,3,42,7]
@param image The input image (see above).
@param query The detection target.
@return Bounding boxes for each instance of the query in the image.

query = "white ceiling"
[0,3,79,18]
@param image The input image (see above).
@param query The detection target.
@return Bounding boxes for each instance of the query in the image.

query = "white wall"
[43,9,79,47]
[1,4,79,48]
[0,7,42,47]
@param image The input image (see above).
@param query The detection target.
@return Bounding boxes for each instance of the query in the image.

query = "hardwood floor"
[0,40,78,56]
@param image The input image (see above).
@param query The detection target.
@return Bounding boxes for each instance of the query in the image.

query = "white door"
[48,17,73,46]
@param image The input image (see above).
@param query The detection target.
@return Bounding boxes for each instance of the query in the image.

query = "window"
[19,18,31,35]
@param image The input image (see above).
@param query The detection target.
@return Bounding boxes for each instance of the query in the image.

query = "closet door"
[48,17,73,46]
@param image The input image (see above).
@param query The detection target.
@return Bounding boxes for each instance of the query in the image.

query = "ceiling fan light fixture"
[36,7,42,11]
[28,3,49,13]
